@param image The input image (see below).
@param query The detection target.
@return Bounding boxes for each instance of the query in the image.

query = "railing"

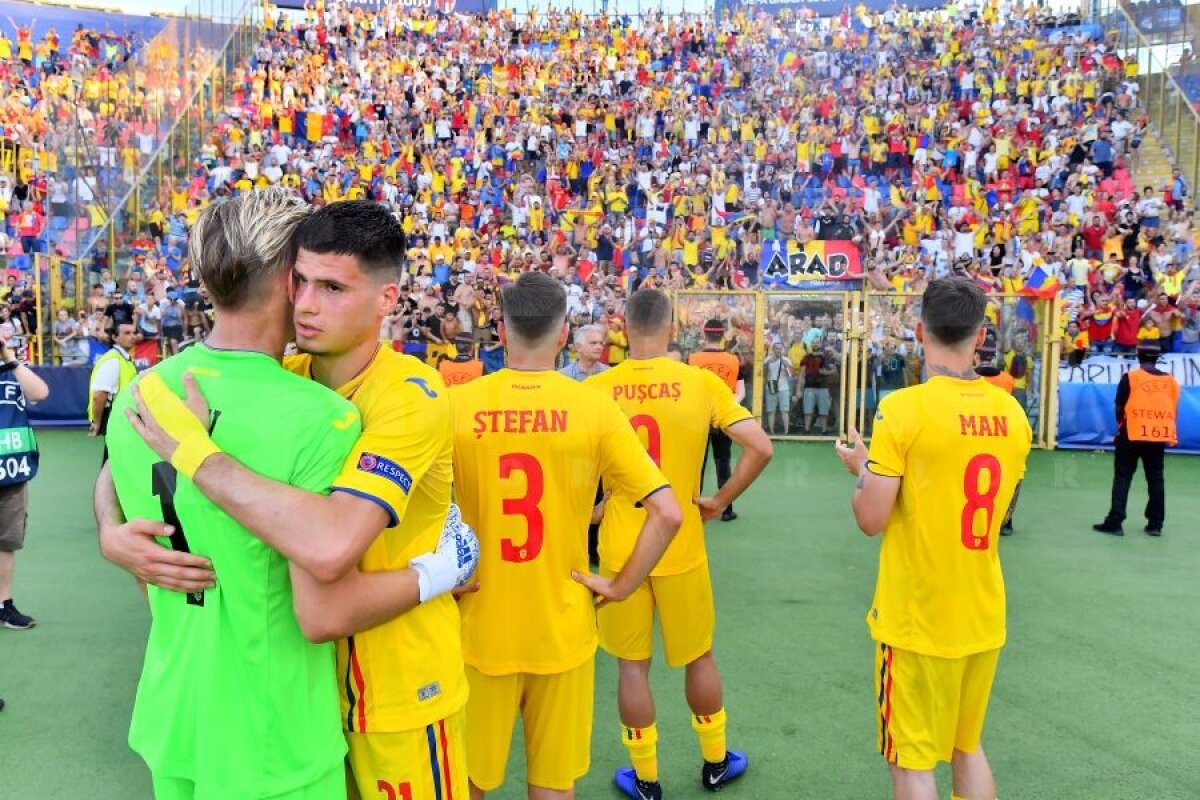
[11,0,263,367]
[29,0,262,268]
[1097,0,1200,196]
[671,290,1063,448]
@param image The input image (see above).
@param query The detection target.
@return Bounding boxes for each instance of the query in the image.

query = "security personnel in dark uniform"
[1093,343,1181,536]
[688,319,744,522]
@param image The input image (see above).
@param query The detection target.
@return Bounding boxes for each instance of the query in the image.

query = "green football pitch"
[3,432,1198,799]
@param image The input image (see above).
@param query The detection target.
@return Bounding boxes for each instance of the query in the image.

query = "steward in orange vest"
[1094,343,1181,537]
[687,319,744,522]
[438,334,483,387]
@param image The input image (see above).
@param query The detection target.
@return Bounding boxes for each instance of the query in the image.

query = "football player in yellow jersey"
[449,272,683,800]
[96,200,479,800]
[588,290,773,800]
[835,279,1031,800]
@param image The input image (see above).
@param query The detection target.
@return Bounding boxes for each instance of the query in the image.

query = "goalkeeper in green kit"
[100,190,474,800]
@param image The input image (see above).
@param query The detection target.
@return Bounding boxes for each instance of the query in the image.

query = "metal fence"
[673,290,1063,448]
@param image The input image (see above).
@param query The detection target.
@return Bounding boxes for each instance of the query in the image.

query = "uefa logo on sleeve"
[358,454,378,471]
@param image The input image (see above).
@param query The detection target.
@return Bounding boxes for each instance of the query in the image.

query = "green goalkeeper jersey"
[107,344,361,796]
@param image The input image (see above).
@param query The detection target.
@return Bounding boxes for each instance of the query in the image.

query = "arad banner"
[760,239,863,291]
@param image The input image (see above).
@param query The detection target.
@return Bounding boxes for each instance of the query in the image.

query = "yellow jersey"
[285,348,465,734]
[865,376,1031,658]
[450,369,669,675]
[588,357,751,576]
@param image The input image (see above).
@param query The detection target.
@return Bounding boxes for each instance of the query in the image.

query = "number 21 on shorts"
[376,781,412,800]
[961,454,1002,550]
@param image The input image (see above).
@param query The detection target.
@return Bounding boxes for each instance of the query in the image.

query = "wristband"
[410,550,458,603]
[171,438,222,481]
[138,372,222,480]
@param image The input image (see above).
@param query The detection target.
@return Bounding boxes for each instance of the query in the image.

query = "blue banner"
[1057,355,1200,454]
[26,366,91,429]
[716,0,945,18]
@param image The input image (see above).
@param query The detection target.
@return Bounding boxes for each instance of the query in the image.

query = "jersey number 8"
[961,454,1002,551]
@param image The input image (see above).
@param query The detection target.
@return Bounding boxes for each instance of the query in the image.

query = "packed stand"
[38,0,1199,384]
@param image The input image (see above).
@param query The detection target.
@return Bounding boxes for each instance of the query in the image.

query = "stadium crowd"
[2,0,1200,426]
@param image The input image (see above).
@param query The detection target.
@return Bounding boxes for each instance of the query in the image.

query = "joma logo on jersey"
[405,377,438,398]
[959,414,1009,438]
[357,453,413,493]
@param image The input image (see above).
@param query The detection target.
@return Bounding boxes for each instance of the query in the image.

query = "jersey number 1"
[499,453,544,563]
[151,462,205,606]
[961,454,1002,551]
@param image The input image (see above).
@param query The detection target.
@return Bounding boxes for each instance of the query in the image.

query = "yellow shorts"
[464,659,594,792]
[875,643,1001,771]
[346,710,468,800]
[597,562,714,668]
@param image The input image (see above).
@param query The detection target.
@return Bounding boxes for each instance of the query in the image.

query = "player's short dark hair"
[293,201,407,283]
[625,289,672,334]
[921,278,987,347]
[500,271,566,346]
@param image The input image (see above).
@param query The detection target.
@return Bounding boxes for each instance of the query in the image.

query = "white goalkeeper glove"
[410,504,480,603]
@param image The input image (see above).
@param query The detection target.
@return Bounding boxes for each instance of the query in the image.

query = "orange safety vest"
[981,371,1015,394]
[439,358,484,387]
[1126,369,1181,446]
[688,349,740,392]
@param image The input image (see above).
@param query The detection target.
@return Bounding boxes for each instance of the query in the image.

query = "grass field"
[3,432,1199,799]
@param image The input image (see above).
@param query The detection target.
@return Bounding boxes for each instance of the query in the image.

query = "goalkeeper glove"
[410,504,479,603]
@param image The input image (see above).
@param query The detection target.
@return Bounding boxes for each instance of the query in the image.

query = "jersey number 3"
[499,453,544,563]
[961,454,1002,551]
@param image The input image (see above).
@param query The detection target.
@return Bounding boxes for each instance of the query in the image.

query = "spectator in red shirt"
[1080,292,1117,354]
[1113,297,1144,354]
[1081,216,1108,260]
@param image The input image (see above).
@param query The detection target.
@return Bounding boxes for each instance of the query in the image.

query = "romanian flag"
[1017,263,1058,322]
[1020,263,1060,299]
[777,50,800,70]
[305,112,324,143]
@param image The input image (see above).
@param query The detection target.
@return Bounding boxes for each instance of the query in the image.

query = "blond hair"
[188,188,311,310]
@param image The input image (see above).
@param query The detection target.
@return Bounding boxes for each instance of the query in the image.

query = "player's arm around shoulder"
[122,369,385,584]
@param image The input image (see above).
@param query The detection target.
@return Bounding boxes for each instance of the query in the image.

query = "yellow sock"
[690,708,727,764]
[621,723,659,783]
